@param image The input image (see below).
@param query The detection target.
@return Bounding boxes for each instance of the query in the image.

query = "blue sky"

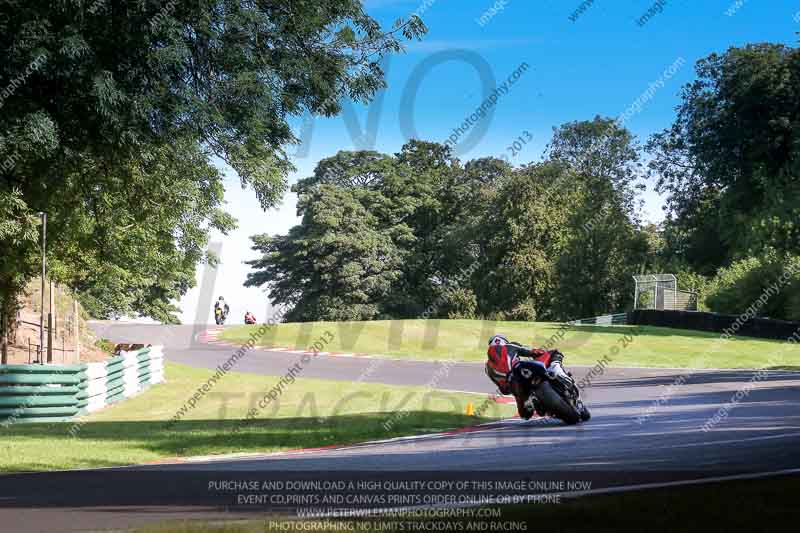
[176,0,800,324]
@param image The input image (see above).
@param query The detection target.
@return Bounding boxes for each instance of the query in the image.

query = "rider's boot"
[577,400,591,421]
[516,394,534,420]
[525,395,546,418]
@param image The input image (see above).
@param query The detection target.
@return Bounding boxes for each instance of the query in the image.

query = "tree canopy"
[249,41,800,322]
[647,43,800,275]
[247,125,651,322]
[0,0,424,322]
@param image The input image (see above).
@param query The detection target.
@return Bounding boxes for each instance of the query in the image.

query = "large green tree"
[546,117,650,318]
[386,140,462,317]
[0,0,424,323]
[647,44,800,274]
[246,141,515,321]
[547,116,643,219]
[247,127,653,322]
[246,184,406,321]
[474,161,579,321]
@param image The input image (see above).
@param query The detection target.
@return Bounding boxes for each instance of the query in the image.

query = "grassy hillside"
[219,319,800,369]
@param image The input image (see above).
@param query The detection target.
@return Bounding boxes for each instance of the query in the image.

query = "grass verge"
[0,362,513,472]
[219,319,800,368]
[134,475,800,532]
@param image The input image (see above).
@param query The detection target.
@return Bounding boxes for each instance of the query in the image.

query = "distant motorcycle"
[515,355,590,425]
[214,306,228,325]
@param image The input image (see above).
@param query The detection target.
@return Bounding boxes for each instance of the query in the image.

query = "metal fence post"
[73,299,80,363]
[47,280,54,363]
[39,211,46,364]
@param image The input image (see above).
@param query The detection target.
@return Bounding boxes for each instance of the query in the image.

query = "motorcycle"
[514,354,590,425]
[214,306,228,325]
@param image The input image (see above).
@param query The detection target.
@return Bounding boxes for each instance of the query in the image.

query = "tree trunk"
[0,281,23,350]
[73,299,80,363]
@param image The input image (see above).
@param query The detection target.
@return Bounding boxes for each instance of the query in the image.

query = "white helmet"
[488,334,509,346]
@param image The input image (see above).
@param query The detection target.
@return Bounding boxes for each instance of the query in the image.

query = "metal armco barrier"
[569,313,629,326]
[0,345,165,424]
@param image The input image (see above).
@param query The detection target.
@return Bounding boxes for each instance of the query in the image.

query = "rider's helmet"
[218,296,224,301]
[488,334,509,346]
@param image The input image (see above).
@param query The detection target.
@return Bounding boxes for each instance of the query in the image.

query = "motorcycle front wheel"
[534,381,581,425]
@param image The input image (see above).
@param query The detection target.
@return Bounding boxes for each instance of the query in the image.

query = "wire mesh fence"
[633,274,697,311]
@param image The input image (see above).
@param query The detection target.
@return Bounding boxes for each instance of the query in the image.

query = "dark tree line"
[246,119,653,322]
[646,43,800,320]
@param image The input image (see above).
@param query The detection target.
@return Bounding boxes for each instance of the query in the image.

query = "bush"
[704,254,800,321]
[637,290,653,309]
[508,299,537,321]
[442,287,478,319]
[94,338,116,353]
[672,268,711,311]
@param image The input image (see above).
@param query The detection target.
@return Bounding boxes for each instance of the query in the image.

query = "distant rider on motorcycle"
[485,334,586,420]
[214,296,230,325]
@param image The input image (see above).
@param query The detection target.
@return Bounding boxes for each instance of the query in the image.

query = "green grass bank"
[0,362,512,472]
[219,319,800,369]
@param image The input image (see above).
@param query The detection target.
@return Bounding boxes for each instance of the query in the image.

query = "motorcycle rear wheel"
[534,381,581,425]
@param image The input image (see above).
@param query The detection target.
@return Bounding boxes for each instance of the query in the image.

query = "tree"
[0,1,424,323]
[52,142,235,323]
[547,116,644,219]
[247,127,652,322]
[430,156,512,318]
[546,118,648,318]
[0,190,39,338]
[647,44,800,274]
[475,161,579,320]
[246,185,405,321]
[247,141,516,321]
[704,253,800,321]
[385,140,463,316]
[294,151,396,192]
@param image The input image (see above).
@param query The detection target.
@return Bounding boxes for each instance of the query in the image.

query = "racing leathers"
[485,341,565,420]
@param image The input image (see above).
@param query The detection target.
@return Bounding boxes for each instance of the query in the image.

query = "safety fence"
[628,310,800,340]
[0,346,164,424]
[567,310,799,341]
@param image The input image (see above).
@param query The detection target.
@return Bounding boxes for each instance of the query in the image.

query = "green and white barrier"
[1,345,165,424]
[0,364,86,423]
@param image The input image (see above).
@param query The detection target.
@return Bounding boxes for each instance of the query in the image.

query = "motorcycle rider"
[244,310,256,325]
[214,296,230,325]
[485,334,573,420]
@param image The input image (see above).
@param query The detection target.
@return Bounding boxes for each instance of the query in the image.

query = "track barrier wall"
[0,345,165,424]
[628,310,800,340]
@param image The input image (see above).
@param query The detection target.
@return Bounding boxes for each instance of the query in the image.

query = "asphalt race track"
[2,322,799,532]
